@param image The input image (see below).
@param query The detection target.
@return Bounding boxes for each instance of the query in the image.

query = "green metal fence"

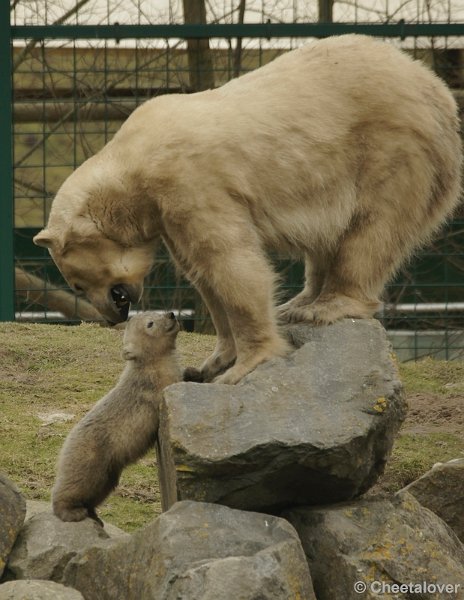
[3,7,464,359]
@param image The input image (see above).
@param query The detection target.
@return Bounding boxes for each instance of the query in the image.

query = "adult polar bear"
[34,35,462,384]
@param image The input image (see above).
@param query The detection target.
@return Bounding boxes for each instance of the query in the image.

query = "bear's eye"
[147,321,154,329]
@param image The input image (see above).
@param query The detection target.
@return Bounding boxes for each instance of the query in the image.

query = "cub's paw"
[53,503,90,523]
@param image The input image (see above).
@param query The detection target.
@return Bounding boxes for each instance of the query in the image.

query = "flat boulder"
[0,580,83,600]
[0,473,26,578]
[158,319,406,512]
[6,512,111,582]
[285,491,464,600]
[62,500,315,600]
[24,500,128,540]
[403,458,464,542]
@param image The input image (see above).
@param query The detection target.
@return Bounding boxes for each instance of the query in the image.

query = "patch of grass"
[399,357,464,397]
[377,432,464,493]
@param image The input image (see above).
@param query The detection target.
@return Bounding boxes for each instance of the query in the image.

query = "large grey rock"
[0,580,83,600]
[158,319,406,512]
[403,458,464,542]
[0,474,26,578]
[6,512,112,581]
[62,500,315,600]
[285,491,464,600]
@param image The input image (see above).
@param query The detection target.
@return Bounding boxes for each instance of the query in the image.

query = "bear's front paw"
[183,367,205,383]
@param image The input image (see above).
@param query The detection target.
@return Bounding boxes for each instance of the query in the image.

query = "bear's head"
[33,228,155,324]
[33,155,158,325]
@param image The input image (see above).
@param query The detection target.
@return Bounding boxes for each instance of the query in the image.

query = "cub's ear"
[33,229,55,249]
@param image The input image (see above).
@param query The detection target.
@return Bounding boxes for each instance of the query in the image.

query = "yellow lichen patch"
[175,464,196,473]
[373,397,388,413]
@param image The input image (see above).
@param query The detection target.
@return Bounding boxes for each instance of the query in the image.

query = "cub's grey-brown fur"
[52,312,181,523]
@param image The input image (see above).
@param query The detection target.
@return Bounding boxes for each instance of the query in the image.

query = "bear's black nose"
[111,285,131,320]
[168,312,175,320]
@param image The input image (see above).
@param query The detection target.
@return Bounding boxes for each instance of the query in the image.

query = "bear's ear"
[33,229,55,249]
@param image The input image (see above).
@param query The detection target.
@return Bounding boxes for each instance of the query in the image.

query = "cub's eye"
[147,321,154,329]
[74,285,85,296]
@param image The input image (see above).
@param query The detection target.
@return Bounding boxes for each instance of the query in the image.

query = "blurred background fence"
[3,1,464,360]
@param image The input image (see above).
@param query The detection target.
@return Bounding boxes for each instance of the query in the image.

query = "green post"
[0,3,15,321]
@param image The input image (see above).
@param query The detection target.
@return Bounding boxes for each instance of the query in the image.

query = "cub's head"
[33,229,154,324]
[122,312,180,361]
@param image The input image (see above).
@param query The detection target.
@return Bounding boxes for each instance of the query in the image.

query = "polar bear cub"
[52,312,181,523]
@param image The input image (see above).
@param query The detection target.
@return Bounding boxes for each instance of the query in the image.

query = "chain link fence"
[3,1,464,359]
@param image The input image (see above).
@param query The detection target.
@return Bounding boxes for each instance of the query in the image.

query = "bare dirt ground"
[405,393,464,437]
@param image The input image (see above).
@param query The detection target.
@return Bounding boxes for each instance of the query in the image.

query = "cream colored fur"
[34,35,462,384]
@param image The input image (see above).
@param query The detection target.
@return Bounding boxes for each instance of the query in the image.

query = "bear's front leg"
[164,214,289,384]
[183,280,237,382]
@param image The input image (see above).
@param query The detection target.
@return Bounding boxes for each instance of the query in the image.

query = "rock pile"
[3,500,314,599]
[2,319,463,599]
[285,491,464,600]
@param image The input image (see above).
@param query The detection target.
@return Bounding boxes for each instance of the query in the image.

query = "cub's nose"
[168,312,175,320]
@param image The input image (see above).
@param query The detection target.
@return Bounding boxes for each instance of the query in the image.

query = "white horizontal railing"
[383,302,464,313]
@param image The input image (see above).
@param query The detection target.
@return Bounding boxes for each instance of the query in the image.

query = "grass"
[0,322,215,531]
[377,433,464,493]
[1,322,463,530]
[400,357,464,397]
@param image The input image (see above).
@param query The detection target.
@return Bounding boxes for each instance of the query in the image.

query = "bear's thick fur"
[52,312,181,523]
[34,35,462,384]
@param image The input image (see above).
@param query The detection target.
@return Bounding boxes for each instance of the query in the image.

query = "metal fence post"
[0,4,15,321]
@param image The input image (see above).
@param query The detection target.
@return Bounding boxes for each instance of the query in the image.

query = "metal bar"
[384,303,464,313]
[12,89,464,123]
[0,3,15,321]
[11,22,464,40]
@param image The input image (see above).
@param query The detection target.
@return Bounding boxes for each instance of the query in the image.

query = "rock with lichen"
[284,491,464,600]
[0,473,26,579]
[402,458,464,543]
[157,319,406,512]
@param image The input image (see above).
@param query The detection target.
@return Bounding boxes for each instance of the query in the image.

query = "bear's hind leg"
[287,210,403,325]
[277,250,330,323]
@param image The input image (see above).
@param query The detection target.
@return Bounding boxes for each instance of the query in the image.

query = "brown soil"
[403,393,464,437]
